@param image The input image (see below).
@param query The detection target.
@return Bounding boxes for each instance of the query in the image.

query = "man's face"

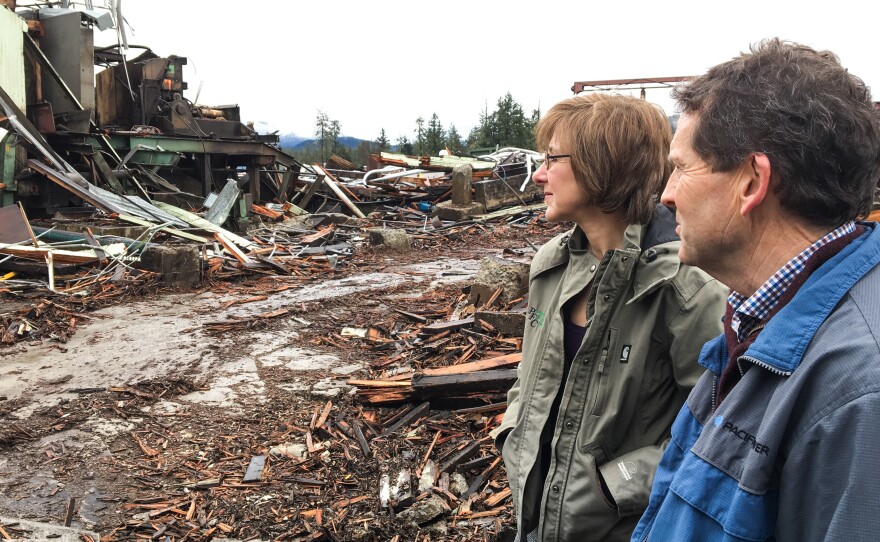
[661,113,744,274]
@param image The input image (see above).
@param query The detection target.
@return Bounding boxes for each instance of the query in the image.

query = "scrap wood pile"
[0,201,362,344]
[8,374,514,541]
[295,149,541,216]
[333,265,532,408]
[107,399,513,541]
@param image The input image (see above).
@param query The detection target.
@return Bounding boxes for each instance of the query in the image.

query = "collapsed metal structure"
[1,1,302,231]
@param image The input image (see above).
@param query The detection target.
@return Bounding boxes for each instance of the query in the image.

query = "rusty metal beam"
[572,76,695,94]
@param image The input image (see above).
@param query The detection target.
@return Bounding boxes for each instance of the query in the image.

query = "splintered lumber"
[411,369,518,397]
[438,441,480,473]
[152,201,256,249]
[0,243,107,264]
[420,317,475,335]
[315,400,333,428]
[484,487,511,507]
[298,173,325,208]
[117,213,208,243]
[251,204,284,220]
[63,497,76,527]
[421,353,520,376]
[214,232,252,264]
[300,225,336,246]
[242,455,267,483]
[392,308,428,323]
[378,401,430,438]
[352,420,371,457]
[461,457,503,500]
[312,165,366,218]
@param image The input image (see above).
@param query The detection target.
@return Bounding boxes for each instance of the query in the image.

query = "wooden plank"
[0,242,107,264]
[315,400,333,429]
[438,441,480,474]
[117,213,208,243]
[313,165,366,218]
[297,173,325,208]
[378,401,430,438]
[420,317,475,335]
[345,379,411,388]
[461,457,502,500]
[251,204,283,220]
[242,455,267,483]
[411,369,518,397]
[63,497,76,527]
[421,353,520,376]
[214,232,252,264]
[152,201,256,249]
[473,202,547,221]
[352,420,371,458]
[300,225,335,246]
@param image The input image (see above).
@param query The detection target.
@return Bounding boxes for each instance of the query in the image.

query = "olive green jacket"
[497,208,727,542]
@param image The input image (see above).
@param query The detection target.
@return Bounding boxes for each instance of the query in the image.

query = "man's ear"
[740,153,772,217]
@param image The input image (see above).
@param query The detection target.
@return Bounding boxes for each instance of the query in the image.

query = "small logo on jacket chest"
[527,307,545,328]
[714,415,770,456]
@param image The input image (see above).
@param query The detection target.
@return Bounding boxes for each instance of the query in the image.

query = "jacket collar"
[529,205,683,303]
[743,222,880,374]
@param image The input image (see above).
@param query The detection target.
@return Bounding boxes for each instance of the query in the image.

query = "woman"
[496,94,727,542]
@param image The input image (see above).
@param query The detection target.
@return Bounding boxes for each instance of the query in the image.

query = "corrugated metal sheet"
[0,7,26,111]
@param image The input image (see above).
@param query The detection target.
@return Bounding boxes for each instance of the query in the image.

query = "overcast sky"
[93,0,879,142]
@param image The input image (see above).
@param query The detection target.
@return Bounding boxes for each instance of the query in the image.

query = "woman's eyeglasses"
[541,153,572,169]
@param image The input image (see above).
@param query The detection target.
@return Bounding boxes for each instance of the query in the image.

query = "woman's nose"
[533,162,548,185]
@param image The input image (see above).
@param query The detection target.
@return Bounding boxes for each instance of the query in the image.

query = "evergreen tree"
[425,113,445,155]
[465,93,536,151]
[375,128,390,153]
[352,140,372,167]
[414,116,427,156]
[493,92,530,148]
[396,134,414,156]
[314,110,330,163]
[446,123,464,154]
[329,119,341,154]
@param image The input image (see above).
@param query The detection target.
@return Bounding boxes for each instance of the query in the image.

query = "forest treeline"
[287,92,540,168]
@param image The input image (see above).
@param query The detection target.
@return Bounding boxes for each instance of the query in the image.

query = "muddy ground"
[0,221,563,541]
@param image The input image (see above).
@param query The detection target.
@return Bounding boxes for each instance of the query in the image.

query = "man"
[632,39,880,542]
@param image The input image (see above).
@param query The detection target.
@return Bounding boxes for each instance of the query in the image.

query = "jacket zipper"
[590,329,613,416]
[737,354,792,377]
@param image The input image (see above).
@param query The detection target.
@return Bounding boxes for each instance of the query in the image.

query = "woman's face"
[533,134,590,225]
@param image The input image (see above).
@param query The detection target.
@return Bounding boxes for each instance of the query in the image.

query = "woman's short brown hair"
[535,93,672,224]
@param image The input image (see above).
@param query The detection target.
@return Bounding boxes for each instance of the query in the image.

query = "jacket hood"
[530,205,682,302]
[744,222,880,374]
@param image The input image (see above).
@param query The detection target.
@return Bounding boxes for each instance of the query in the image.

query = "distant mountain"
[278,133,309,148]
[284,136,370,151]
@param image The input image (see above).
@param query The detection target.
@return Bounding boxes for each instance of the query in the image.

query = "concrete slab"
[0,516,100,541]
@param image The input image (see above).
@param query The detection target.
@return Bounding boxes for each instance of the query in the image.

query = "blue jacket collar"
[742,222,880,374]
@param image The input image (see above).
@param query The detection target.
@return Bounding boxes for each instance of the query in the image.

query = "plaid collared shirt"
[728,221,856,342]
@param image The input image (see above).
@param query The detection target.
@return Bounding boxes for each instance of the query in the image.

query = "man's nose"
[660,174,676,207]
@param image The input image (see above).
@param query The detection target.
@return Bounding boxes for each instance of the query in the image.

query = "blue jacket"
[633,223,880,542]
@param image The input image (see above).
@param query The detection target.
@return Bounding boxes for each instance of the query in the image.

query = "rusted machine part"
[195,107,226,119]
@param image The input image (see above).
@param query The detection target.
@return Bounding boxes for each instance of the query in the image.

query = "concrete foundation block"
[434,201,485,222]
[470,256,530,306]
[138,245,202,288]
[366,228,411,252]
